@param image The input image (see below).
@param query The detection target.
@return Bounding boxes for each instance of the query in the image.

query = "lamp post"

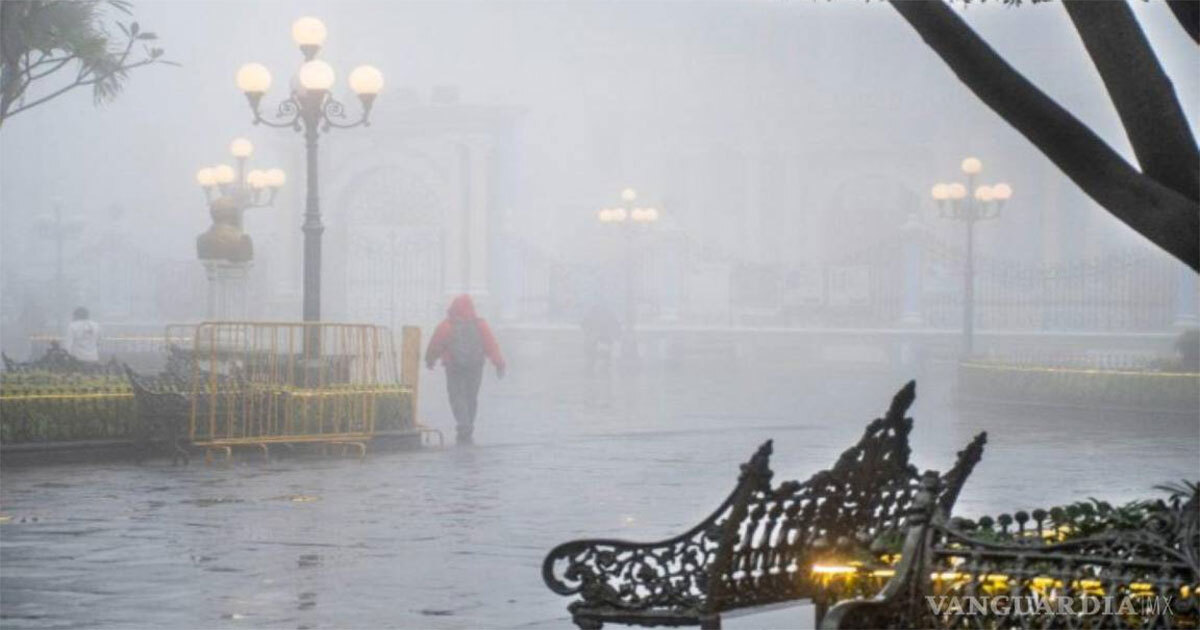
[930,157,1012,358]
[235,16,383,326]
[195,137,286,220]
[598,188,660,361]
[33,201,83,332]
[194,138,285,319]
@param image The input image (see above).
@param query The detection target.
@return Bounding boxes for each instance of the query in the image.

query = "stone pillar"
[743,151,763,264]
[900,214,924,327]
[466,136,493,305]
[204,261,251,321]
[444,144,469,298]
[1174,265,1198,329]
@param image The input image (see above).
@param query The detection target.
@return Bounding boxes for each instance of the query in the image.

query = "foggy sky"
[1,0,1196,324]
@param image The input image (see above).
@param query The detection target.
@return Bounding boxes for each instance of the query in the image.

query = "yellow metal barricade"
[187,322,416,457]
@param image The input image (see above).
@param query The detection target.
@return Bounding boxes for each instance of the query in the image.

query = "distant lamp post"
[931,157,1012,357]
[195,137,285,319]
[236,16,383,325]
[598,187,660,360]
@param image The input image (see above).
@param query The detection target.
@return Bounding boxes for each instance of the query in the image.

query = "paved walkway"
[2,352,1196,629]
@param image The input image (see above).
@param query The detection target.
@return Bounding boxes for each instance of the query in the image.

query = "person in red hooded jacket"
[425,295,505,444]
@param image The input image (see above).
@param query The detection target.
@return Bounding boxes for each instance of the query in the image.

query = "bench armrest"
[543,441,775,612]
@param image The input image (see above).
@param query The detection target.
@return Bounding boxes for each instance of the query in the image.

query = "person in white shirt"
[65,307,100,363]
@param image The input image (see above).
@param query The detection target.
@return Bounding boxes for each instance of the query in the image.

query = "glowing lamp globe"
[931,183,949,201]
[947,183,967,200]
[348,65,384,95]
[974,185,994,202]
[230,138,254,158]
[961,157,983,175]
[612,207,628,222]
[236,63,272,94]
[992,183,1013,200]
[246,170,266,188]
[196,167,217,187]
[292,17,328,48]
[213,164,236,185]
[298,60,336,91]
[644,207,659,222]
[620,188,637,203]
[264,168,286,188]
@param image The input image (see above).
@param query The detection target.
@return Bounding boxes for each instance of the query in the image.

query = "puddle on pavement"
[181,498,244,507]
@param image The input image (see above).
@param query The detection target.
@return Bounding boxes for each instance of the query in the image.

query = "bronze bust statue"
[196,195,253,263]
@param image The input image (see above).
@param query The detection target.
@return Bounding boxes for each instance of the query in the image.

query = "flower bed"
[0,372,137,443]
[958,360,1199,413]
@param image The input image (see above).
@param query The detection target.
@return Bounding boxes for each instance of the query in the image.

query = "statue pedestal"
[203,261,251,321]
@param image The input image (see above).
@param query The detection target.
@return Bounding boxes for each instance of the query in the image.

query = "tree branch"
[1165,0,1200,45]
[890,0,1198,272]
[1,57,155,120]
[1064,0,1198,202]
[28,56,76,81]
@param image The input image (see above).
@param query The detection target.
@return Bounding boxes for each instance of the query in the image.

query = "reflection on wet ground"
[2,357,1196,628]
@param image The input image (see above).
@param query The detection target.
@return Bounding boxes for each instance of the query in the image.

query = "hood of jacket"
[447,294,478,321]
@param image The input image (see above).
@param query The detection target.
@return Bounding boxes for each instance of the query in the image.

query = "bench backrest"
[709,382,987,613]
[824,475,1199,629]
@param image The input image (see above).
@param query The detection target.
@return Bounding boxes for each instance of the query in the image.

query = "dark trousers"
[446,362,484,439]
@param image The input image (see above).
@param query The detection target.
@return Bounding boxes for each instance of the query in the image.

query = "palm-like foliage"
[0,0,172,126]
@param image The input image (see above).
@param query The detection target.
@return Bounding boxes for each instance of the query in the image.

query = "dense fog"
[2,3,1199,628]
[2,0,1196,345]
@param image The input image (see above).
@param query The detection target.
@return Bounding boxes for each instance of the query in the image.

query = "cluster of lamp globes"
[195,138,285,193]
[233,17,384,109]
[598,188,661,224]
[930,157,1013,205]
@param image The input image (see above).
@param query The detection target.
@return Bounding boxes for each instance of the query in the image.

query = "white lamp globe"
[348,65,384,95]
[947,183,967,200]
[298,60,336,91]
[961,157,983,175]
[992,183,1013,200]
[196,168,217,187]
[213,164,236,184]
[292,17,328,48]
[612,207,628,222]
[620,188,637,202]
[631,208,645,222]
[230,138,254,158]
[974,185,994,202]
[931,183,949,201]
[236,63,272,94]
[644,207,659,222]
[264,168,286,188]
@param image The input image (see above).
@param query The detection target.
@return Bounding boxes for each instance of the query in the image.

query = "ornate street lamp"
[598,187,660,360]
[235,17,383,325]
[194,138,285,319]
[931,157,1012,358]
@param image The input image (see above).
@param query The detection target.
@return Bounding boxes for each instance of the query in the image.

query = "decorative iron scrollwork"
[543,381,989,629]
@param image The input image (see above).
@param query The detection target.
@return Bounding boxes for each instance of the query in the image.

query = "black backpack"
[448,319,485,368]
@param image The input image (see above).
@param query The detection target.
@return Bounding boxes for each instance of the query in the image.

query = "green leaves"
[1,0,173,124]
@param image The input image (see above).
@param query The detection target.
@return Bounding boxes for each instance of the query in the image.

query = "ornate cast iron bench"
[125,365,191,466]
[822,475,1200,629]
[3,343,123,375]
[542,381,988,629]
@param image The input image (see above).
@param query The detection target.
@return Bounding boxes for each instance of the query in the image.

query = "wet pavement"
[2,349,1197,629]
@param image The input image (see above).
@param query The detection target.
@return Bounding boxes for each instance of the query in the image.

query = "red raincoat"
[425,295,506,371]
